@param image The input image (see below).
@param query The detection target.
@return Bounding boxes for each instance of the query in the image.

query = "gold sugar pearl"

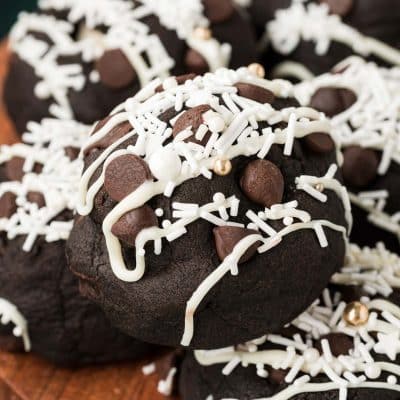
[194,27,212,40]
[315,183,325,192]
[248,63,265,79]
[213,158,232,176]
[343,301,370,327]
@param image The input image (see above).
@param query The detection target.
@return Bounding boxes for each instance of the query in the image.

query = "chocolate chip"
[5,157,43,182]
[85,117,133,154]
[304,132,335,154]
[213,226,259,263]
[112,205,158,247]
[155,73,197,93]
[184,49,209,75]
[202,0,235,23]
[235,83,275,104]
[96,49,137,89]
[240,160,284,207]
[5,157,25,181]
[316,333,353,357]
[27,191,46,208]
[268,368,288,385]
[104,154,153,202]
[320,0,353,16]
[65,146,80,160]
[159,107,179,124]
[342,146,379,188]
[0,192,17,218]
[172,104,212,145]
[310,87,357,117]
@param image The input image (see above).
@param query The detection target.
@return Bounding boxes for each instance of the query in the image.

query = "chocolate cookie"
[260,0,400,78]
[0,119,157,366]
[294,57,400,253]
[180,243,400,400]
[67,67,350,349]
[4,0,257,134]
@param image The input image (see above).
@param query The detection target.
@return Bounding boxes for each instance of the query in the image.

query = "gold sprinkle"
[213,158,232,176]
[194,27,212,40]
[343,301,370,327]
[248,63,265,78]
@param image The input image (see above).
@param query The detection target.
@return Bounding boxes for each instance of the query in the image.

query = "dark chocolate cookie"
[180,243,400,399]
[258,0,400,78]
[0,119,158,366]
[295,58,400,253]
[67,67,349,349]
[4,0,257,134]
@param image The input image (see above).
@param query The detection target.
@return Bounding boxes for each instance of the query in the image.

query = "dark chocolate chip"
[104,154,153,202]
[310,87,357,117]
[202,0,235,23]
[342,146,379,188]
[5,157,42,182]
[320,0,353,16]
[184,49,209,75]
[304,132,335,154]
[316,333,353,357]
[159,107,179,124]
[85,117,133,154]
[172,104,212,145]
[27,191,46,208]
[112,205,158,247]
[235,83,275,104]
[65,146,80,160]
[5,157,25,181]
[96,49,137,89]
[0,192,17,218]
[155,73,197,93]
[240,159,284,207]
[213,226,259,263]
[268,368,288,385]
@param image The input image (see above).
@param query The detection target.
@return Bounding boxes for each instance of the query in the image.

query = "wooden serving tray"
[0,41,178,400]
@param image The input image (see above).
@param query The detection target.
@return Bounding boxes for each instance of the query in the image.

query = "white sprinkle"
[222,356,241,376]
[314,223,328,248]
[142,363,156,375]
[283,113,297,156]
[285,356,305,383]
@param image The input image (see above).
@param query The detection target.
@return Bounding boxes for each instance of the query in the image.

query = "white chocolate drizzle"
[0,298,30,351]
[267,1,400,67]
[294,57,400,243]
[10,0,233,121]
[77,67,348,347]
[0,119,88,251]
[195,243,400,400]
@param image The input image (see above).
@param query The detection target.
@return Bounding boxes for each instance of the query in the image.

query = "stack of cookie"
[1,1,400,399]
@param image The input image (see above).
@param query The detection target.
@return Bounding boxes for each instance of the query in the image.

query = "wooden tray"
[0,41,178,400]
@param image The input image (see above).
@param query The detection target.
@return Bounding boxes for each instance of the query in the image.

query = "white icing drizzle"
[271,61,315,81]
[195,243,400,400]
[77,67,348,347]
[0,298,30,351]
[11,0,233,121]
[267,1,400,67]
[294,57,400,243]
[0,119,88,251]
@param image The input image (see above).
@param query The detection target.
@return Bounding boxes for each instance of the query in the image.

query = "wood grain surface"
[0,41,179,400]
